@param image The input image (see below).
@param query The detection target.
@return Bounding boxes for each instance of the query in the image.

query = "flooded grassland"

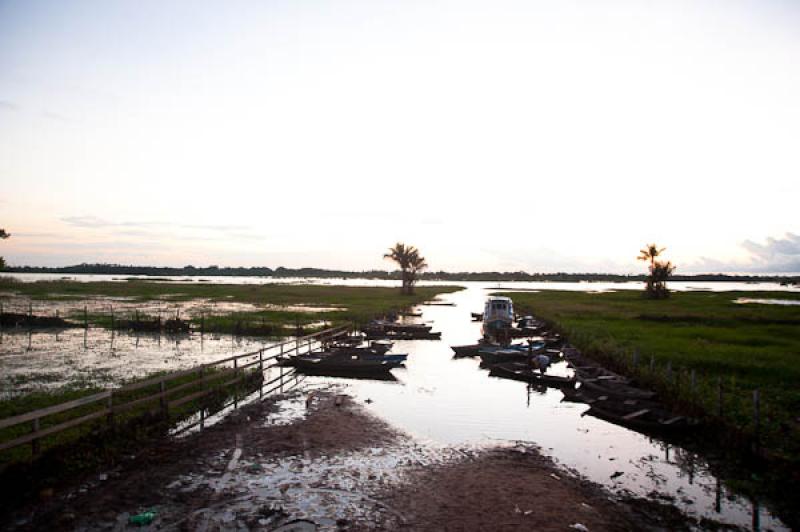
[1,277,799,530]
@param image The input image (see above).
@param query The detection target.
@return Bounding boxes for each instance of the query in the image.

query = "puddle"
[173,411,464,530]
[0,328,281,397]
[733,297,800,306]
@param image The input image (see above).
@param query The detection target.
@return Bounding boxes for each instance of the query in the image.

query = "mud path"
[5,389,681,531]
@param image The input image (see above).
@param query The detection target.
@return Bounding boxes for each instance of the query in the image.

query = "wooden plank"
[662,416,684,425]
[0,390,111,430]
[622,409,650,421]
[168,388,212,409]
[162,367,237,397]
[0,408,109,452]
[111,390,169,414]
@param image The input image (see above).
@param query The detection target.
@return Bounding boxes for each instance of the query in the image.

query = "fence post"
[199,366,206,431]
[717,376,723,418]
[107,389,114,426]
[31,418,40,456]
[201,313,205,335]
[632,349,639,370]
[649,355,655,373]
[233,358,239,409]
[665,360,672,384]
[259,350,264,400]
[84,305,88,329]
[753,389,760,453]
[160,380,168,418]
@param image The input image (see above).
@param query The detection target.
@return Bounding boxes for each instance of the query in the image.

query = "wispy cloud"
[42,110,74,123]
[59,215,265,242]
[0,100,19,112]
[61,216,163,229]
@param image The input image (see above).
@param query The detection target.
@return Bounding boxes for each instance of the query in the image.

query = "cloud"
[0,100,19,111]
[740,233,800,272]
[58,215,265,243]
[688,233,800,274]
[42,110,74,123]
[60,216,155,228]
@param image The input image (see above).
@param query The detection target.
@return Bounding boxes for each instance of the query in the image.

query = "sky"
[1,0,799,274]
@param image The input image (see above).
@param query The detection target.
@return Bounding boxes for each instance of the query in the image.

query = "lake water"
[1,274,796,529]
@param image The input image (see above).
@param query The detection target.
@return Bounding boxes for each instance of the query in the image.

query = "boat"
[278,349,407,367]
[478,347,532,366]
[584,400,695,434]
[477,340,546,365]
[364,329,441,341]
[291,351,405,374]
[481,296,515,342]
[489,362,576,388]
[576,375,657,400]
[451,343,482,357]
[471,312,483,321]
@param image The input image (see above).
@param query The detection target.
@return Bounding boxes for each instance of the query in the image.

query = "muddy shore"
[3,387,707,531]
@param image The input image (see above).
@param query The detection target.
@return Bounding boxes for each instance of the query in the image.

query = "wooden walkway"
[0,325,350,457]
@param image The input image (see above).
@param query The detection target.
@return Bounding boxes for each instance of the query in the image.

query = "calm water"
[306,285,789,531]
[1,274,796,529]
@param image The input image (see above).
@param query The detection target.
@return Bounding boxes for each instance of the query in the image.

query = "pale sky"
[1,1,799,273]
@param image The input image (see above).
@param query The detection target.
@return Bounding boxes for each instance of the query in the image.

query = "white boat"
[481,296,514,342]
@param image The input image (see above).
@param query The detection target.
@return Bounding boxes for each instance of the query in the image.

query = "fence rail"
[0,325,351,456]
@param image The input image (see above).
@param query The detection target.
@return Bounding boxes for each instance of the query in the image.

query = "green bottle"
[129,511,156,526]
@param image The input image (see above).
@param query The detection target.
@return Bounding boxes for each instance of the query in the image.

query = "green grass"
[501,289,800,461]
[1,278,462,335]
[0,365,262,467]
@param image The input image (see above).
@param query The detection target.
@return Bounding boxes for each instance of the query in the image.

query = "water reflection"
[0,327,279,397]
[308,285,787,531]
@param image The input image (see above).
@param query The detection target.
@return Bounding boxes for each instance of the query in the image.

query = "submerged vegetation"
[503,289,800,463]
[0,278,461,335]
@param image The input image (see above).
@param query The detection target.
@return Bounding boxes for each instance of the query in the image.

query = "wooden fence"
[0,325,351,456]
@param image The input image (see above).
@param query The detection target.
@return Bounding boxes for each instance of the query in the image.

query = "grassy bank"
[501,289,800,462]
[0,365,268,522]
[0,278,462,335]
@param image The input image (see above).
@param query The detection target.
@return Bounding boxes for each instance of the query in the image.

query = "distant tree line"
[3,262,799,284]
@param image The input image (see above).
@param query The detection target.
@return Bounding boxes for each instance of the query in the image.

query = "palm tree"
[406,251,428,295]
[0,228,8,270]
[637,243,665,269]
[384,242,427,294]
[637,242,674,298]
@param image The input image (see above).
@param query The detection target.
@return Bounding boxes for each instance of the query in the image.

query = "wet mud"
[2,389,683,532]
